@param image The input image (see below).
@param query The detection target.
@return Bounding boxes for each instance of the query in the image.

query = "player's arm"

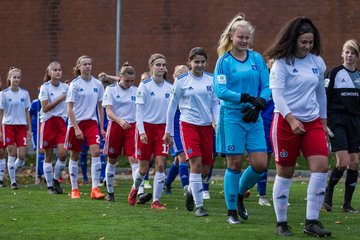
[105,105,130,130]
[97,101,105,137]
[41,94,66,113]
[67,102,83,140]
[25,107,32,140]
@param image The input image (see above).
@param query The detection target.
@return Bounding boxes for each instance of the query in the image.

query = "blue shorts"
[263,116,273,153]
[216,106,267,155]
[170,110,184,156]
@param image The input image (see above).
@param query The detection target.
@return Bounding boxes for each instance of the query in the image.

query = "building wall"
[0,0,359,99]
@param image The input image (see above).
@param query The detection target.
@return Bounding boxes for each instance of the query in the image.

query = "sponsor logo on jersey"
[165,93,170,98]
[79,88,84,92]
[228,144,235,151]
[217,75,226,84]
[341,92,359,96]
[251,65,257,70]
[136,91,142,97]
[312,68,318,74]
[188,86,194,90]
[293,68,298,73]
[206,86,212,91]
[50,93,54,96]
[93,88,98,93]
[341,78,346,82]
[280,149,288,158]
[150,92,155,96]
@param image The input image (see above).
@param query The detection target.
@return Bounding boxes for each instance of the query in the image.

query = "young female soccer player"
[0,67,32,189]
[265,17,331,237]
[65,55,105,199]
[323,39,360,213]
[164,47,219,217]
[214,13,271,224]
[127,53,172,209]
[38,61,68,194]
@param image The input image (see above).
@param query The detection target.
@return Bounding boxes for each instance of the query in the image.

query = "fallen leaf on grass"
[11,218,17,221]
[334,221,341,224]
[99,237,105,240]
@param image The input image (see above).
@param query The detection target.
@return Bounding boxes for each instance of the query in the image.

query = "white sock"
[138,180,145,195]
[190,173,203,208]
[91,157,101,188]
[273,175,292,222]
[15,158,25,170]
[8,156,16,184]
[43,162,53,187]
[69,160,78,190]
[306,172,327,220]
[106,162,116,193]
[54,159,66,180]
[134,169,145,190]
[153,171,165,202]
[131,163,139,182]
[0,159,6,181]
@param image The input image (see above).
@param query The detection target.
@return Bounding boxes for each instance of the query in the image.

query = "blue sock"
[100,153,106,181]
[179,162,189,188]
[80,151,88,182]
[166,161,179,186]
[37,153,45,177]
[257,171,268,196]
[203,166,213,191]
[224,168,240,210]
[239,166,264,195]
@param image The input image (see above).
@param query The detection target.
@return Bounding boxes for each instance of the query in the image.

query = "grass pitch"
[0,177,359,240]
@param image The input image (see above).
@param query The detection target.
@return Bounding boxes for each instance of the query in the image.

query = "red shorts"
[180,121,214,166]
[40,117,66,149]
[2,125,27,147]
[135,123,168,161]
[65,120,100,152]
[103,121,135,158]
[271,113,328,167]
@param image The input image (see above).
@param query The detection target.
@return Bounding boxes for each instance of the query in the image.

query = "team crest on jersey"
[165,93,170,98]
[131,96,136,101]
[280,149,288,158]
[251,65,257,70]
[187,148,193,154]
[312,68,318,74]
[66,143,72,148]
[21,98,25,102]
[206,86,212,91]
[43,141,48,147]
[217,75,226,84]
[93,88,98,93]
[228,144,235,151]
[6,137,10,143]
[136,149,141,156]
[109,147,114,154]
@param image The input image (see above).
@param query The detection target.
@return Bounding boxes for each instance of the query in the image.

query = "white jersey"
[38,81,69,122]
[0,87,31,125]
[165,71,220,135]
[270,53,326,122]
[66,76,104,126]
[136,77,172,133]
[102,83,137,123]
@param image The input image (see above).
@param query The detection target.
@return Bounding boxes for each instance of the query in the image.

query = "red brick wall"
[0,0,359,99]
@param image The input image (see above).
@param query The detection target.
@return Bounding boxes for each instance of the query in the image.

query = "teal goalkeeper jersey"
[214,50,271,109]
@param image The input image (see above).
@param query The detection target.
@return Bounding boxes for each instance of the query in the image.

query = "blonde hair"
[343,39,359,57]
[217,13,255,57]
[173,65,188,79]
[73,55,93,76]
[7,67,21,86]
[43,61,61,82]
[148,53,167,79]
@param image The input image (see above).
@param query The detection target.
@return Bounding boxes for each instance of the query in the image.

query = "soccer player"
[127,53,172,209]
[0,79,7,188]
[65,55,105,199]
[0,67,32,190]
[29,94,45,184]
[102,62,151,204]
[265,17,331,237]
[323,39,360,213]
[38,61,68,194]
[164,65,190,195]
[214,13,271,224]
[164,47,220,217]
